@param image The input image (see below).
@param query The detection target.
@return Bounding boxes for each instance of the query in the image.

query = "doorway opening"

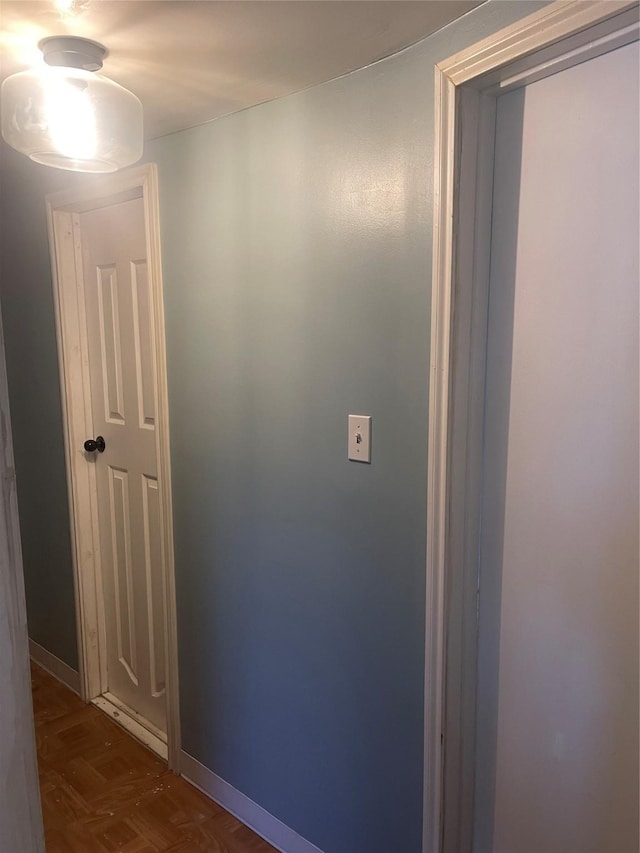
[424,2,639,851]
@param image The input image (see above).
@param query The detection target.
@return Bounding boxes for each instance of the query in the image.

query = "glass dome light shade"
[1,65,143,173]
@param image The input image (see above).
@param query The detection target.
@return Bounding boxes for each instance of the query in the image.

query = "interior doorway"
[424,2,640,851]
[46,164,180,767]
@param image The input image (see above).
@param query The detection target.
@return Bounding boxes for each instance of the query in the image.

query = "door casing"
[46,163,181,770]
[424,2,640,851]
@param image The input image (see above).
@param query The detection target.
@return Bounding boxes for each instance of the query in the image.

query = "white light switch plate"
[348,415,371,463]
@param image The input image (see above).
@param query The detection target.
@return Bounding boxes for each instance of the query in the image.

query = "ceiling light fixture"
[1,36,143,173]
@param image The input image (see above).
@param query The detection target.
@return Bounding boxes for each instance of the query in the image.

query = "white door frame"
[423,2,639,850]
[46,163,181,770]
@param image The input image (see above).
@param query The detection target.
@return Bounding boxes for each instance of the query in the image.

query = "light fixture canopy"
[1,35,143,173]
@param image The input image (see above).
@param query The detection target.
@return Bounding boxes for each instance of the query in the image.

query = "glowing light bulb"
[54,0,90,19]
[44,72,97,161]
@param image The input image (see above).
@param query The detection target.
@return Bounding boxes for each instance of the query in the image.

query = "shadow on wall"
[0,139,93,671]
[473,85,525,853]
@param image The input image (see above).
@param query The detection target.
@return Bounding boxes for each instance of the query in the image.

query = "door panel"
[96,265,125,424]
[141,474,165,698]
[81,197,166,735]
[108,465,137,685]
[131,260,156,430]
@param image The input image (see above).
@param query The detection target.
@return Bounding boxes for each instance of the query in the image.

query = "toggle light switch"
[348,415,371,463]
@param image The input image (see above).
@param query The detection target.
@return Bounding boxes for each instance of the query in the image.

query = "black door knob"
[84,435,106,453]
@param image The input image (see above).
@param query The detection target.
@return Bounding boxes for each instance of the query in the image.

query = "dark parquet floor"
[31,662,277,853]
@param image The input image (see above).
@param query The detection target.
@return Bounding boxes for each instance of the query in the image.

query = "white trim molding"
[29,639,81,695]
[180,752,324,853]
[439,0,638,87]
[423,2,639,851]
[46,163,181,771]
[423,55,455,853]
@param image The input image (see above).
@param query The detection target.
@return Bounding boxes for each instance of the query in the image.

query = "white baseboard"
[179,751,323,853]
[29,639,81,695]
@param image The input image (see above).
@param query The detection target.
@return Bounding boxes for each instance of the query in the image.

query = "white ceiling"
[0,1,480,139]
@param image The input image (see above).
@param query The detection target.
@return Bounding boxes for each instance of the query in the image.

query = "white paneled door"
[81,197,167,737]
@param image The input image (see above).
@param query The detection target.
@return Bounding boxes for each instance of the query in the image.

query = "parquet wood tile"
[31,663,276,853]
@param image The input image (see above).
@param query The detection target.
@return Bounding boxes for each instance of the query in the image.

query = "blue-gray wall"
[0,2,545,850]
[148,4,543,850]
[0,143,88,669]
